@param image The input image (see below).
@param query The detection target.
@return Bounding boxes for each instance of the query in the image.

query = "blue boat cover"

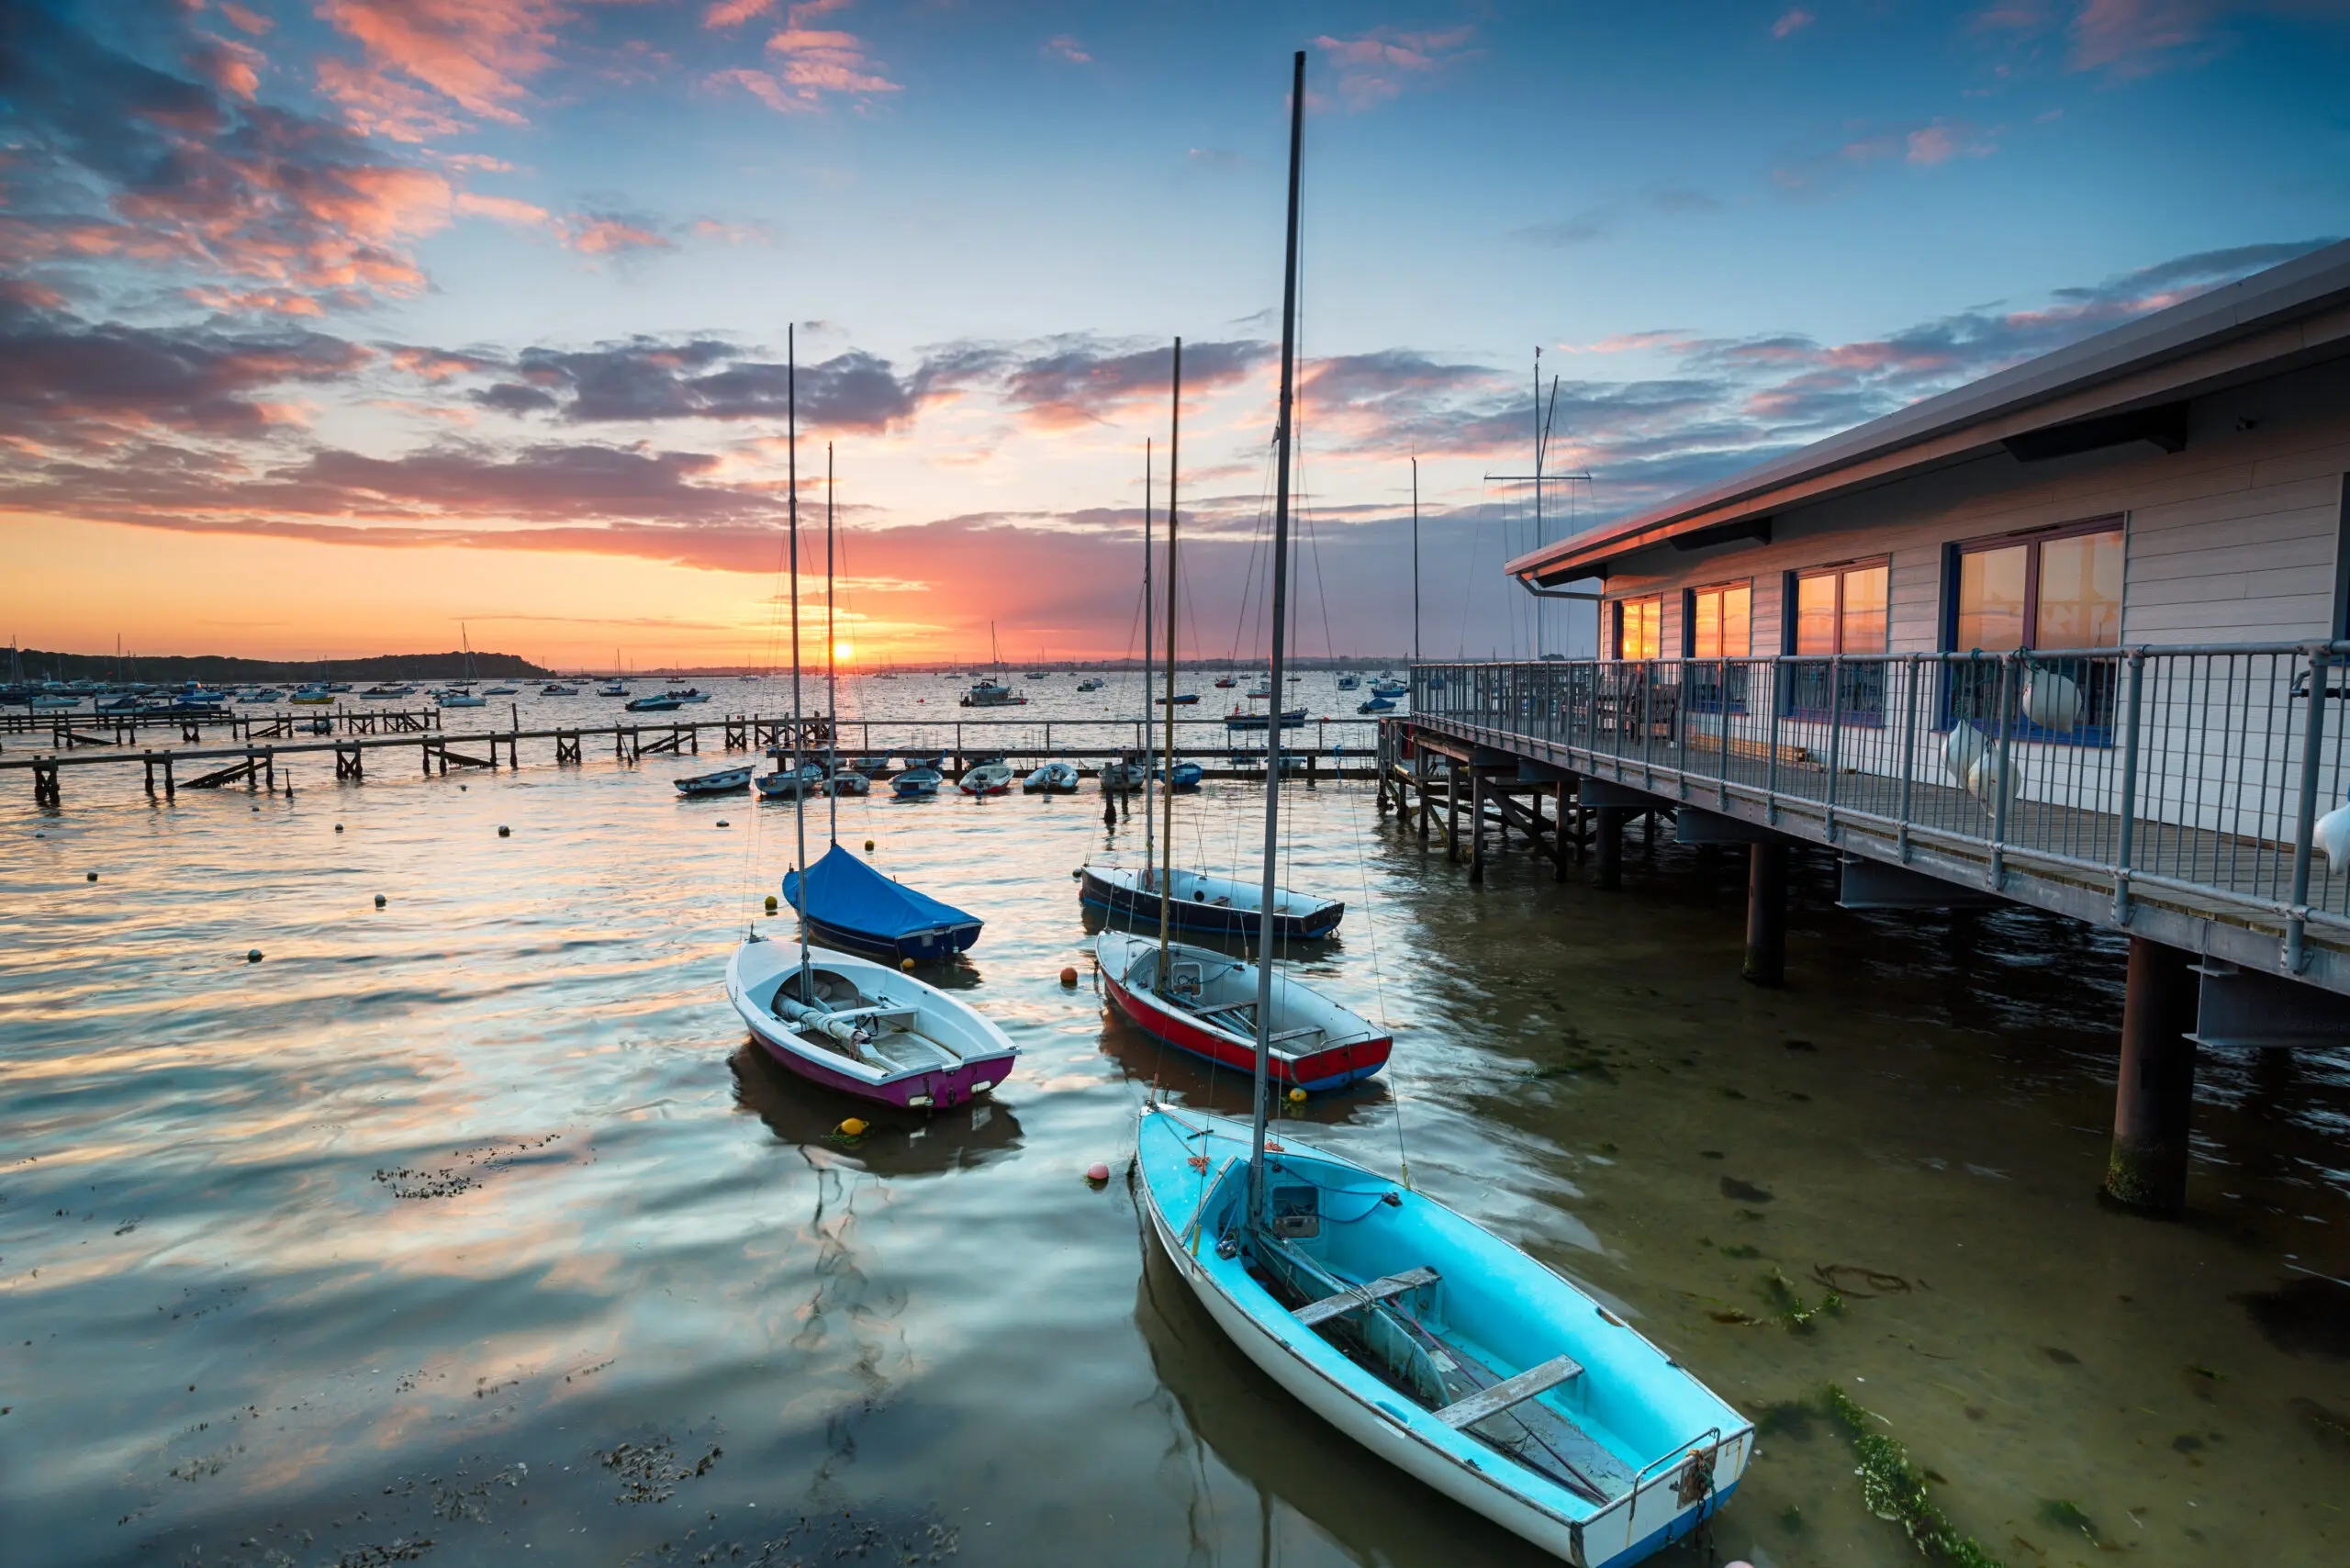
[784,842,979,939]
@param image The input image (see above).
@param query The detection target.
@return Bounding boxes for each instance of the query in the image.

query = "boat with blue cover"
[1134,1104,1751,1565]
[783,842,981,962]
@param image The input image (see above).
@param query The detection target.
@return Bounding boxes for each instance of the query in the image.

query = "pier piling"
[1742,843,1788,987]
[2105,936,2200,1217]
[1594,808,1624,890]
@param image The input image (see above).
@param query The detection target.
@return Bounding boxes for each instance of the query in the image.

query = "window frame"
[1610,594,1663,662]
[1682,578,1753,660]
[1937,513,2128,746]
[1683,578,1753,714]
[1778,557,1892,723]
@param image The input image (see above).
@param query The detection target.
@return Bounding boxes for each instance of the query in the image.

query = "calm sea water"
[5,707,2348,1566]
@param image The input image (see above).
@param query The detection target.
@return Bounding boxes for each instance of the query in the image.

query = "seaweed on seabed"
[1823,1385,2006,1568]
[1762,1267,1842,1330]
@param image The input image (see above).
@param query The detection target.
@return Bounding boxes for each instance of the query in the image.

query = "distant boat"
[676,765,754,797]
[362,683,412,699]
[1024,760,1081,795]
[239,689,283,704]
[782,841,983,963]
[1214,676,1239,689]
[960,679,1026,708]
[27,692,79,711]
[847,755,893,776]
[1156,760,1203,790]
[543,683,580,696]
[666,687,710,704]
[436,689,487,708]
[830,766,871,797]
[486,685,519,696]
[892,767,944,799]
[1358,694,1396,713]
[1156,692,1201,706]
[724,933,1013,1108]
[959,761,1014,796]
[1247,683,1274,699]
[1025,671,1049,681]
[755,761,827,800]
[1336,674,1360,690]
[597,681,626,696]
[899,753,946,771]
[1371,678,1406,696]
[626,692,683,712]
[1078,677,1104,692]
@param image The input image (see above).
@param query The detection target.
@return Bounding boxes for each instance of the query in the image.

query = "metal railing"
[1410,644,2350,948]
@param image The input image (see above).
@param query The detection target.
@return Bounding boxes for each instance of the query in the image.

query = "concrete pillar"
[1742,843,1788,988]
[1469,772,1486,883]
[1594,808,1624,891]
[2104,936,2199,1217]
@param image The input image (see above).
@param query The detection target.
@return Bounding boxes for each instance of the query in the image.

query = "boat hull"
[801,912,979,965]
[1135,1112,1748,1568]
[1079,867,1343,942]
[1102,967,1385,1092]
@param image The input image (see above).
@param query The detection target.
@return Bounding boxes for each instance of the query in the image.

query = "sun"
[832,639,856,664]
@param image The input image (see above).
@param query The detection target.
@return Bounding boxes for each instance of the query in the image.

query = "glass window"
[1690,583,1751,660]
[1841,563,1888,655]
[1794,573,1837,655]
[1785,560,1891,722]
[2034,530,2123,650]
[1955,545,2029,651]
[1614,596,1661,660]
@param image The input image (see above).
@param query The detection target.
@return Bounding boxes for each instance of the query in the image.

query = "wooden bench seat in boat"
[1294,1266,1439,1327]
[1433,1354,1585,1429]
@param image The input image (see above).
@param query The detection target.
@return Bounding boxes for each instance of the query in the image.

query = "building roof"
[1508,239,2350,586]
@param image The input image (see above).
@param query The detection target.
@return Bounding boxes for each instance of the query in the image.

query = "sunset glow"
[3,2,2342,666]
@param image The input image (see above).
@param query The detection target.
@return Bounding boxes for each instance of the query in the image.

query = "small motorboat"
[960,679,1027,708]
[830,766,872,797]
[900,752,946,771]
[755,761,828,800]
[1371,678,1406,697]
[1156,692,1201,706]
[848,755,893,776]
[1024,761,1081,795]
[725,934,1012,1107]
[362,683,413,699]
[893,767,944,799]
[95,693,143,713]
[627,692,684,712]
[782,841,982,962]
[676,765,755,797]
[1155,760,1204,790]
[436,689,487,708]
[289,686,334,706]
[597,681,627,696]
[486,685,519,696]
[543,683,579,697]
[1094,931,1386,1091]
[1358,695,1397,714]
[1336,674,1360,690]
[959,760,1014,796]
[666,687,711,704]
[240,689,283,704]
[1078,864,1342,941]
[1025,670,1049,681]
[1214,676,1239,689]
[1247,684,1274,700]
[1078,677,1104,692]
[1134,1104,1751,1560]
[27,692,79,711]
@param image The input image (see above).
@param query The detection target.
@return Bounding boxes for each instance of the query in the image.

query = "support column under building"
[2105,935,2199,1217]
[1594,808,1624,891]
[1742,843,1788,988]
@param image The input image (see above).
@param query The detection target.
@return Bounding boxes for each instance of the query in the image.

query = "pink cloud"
[315,0,567,139]
[559,216,674,254]
[2070,0,2218,76]
[1772,8,1815,39]
[219,3,274,35]
[454,192,552,225]
[1044,35,1091,64]
[1311,26,1478,110]
[703,0,777,25]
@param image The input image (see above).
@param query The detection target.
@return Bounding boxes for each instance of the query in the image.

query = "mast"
[1142,439,1155,874]
[1249,50,1305,1230]
[1410,456,1419,666]
[826,441,838,846]
[788,325,810,991]
[1158,339,1181,986]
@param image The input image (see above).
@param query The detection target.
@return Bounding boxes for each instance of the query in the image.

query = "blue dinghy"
[782,842,981,963]
[1135,1104,1751,1565]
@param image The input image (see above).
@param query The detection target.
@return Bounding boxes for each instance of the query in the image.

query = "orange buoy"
[1059,966,1079,987]
[899,957,915,971]
[836,1117,867,1138]
[1085,1162,1111,1183]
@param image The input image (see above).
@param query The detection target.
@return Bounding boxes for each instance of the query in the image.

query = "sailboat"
[437,624,488,706]
[1127,57,1750,1565]
[730,333,1012,1103]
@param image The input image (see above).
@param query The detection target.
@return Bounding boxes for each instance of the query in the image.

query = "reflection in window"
[1948,523,2124,741]
[1690,582,1751,659]
[1614,596,1661,661]
[1785,561,1890,722]
[2034,531,2123,650]
[1955,545,2028,651]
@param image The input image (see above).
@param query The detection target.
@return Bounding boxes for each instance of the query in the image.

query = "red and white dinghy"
[1094,930,1389,1092]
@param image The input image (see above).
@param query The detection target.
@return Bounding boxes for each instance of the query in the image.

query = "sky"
[1,0,2345,669]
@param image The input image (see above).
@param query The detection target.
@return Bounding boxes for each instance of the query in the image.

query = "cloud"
[1774,118,1999,189]
[1310,26,1479,110]
[558,214,675,255]
[314,0,567,140]
[1516,210,1612,247]
[715,0,899,112]
[1516,186,1719,247]
[703,0,778,25]
[0,295,367,451]
[2070,0,2223,76]
[1772,8,1816,38]
[502,337,921,429]
[1187,148,1245,171]
[1044,35,1091,64]
[917,336,1274,431]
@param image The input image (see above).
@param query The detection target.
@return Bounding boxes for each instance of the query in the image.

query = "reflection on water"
[4,756,2348,1566]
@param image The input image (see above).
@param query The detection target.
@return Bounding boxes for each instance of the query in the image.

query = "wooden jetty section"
[0,706,446,748]
[0,713,1382,805]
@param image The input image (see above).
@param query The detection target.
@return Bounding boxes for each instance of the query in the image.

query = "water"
[5,749,2348,1567]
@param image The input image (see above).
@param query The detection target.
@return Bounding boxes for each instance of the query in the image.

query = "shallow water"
[5,746,2348,1567]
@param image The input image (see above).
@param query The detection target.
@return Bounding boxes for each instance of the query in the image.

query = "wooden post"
[163,756,174,801]
[1743,843,1788,987]
[1595,808,1623,890]
[1469,770,1486,882]
[1416,746,1430,841]
[1445,758,1461,862]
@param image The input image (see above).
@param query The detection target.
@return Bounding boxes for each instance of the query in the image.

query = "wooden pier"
[1,713,1382,806]
[0,705,446,748]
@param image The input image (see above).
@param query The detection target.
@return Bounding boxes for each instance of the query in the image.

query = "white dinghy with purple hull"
[724,937,1016,1109]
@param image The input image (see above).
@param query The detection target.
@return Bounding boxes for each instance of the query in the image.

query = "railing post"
[1764,659,1782,827]
[1673,659,1689,799]
[1896,654,1920,862]
[2113,649,2145,924]
[1824,655,1844,842]
[2286,645,2330,973]
[1989,654,2016,890]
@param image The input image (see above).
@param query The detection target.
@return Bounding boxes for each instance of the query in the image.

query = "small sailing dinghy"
[892,767,943,799]
[726,935,1013,1107]
[830,766,871,797]
[755,760,827,800]
[1079,865,1343,941]
[1157,759,1203,790]
[677,765,754,797]
[1134,1104,1751,1562]
[959,760,1013,796]
[1098,932,1387,1091]
[1358,694,1397,714]
[1024,761,1081,795]
[783,842,983,962]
